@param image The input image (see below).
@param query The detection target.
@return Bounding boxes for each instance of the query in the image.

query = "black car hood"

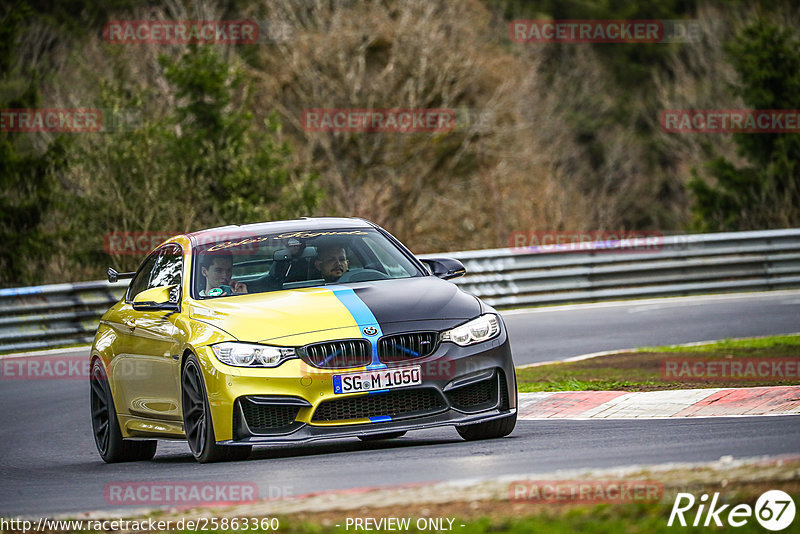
[346,276,481,331]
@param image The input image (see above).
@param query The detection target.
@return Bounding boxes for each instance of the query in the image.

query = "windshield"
[192,228,423,298]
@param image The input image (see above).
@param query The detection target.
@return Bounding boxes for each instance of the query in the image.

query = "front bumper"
[222,405,516,445]
[199,328,517,443]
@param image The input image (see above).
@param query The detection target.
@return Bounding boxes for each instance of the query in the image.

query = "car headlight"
[211,342,296,368]
[441,314,500,346]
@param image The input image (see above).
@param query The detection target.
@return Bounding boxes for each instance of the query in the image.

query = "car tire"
[90,359,157,463]
[456,412,517,441]
[181,354,252,463]
[357,431,407,441]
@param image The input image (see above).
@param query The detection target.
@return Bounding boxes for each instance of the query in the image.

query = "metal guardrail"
[435,228,800,308]
[1,229,799,353]
[0,281,125,353]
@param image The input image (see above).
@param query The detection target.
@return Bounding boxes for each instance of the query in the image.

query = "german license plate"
[333,366,422,394]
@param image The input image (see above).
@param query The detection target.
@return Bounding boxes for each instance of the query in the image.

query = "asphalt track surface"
[504,290,800,364]
[1,291,799,516]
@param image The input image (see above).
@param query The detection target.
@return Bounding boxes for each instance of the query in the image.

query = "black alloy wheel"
[181,354,251,463]
[90,359,157,462]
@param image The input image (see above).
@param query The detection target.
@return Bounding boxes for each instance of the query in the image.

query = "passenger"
[199,252,248,296]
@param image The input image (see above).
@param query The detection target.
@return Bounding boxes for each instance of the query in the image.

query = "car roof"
[185,217,375,242]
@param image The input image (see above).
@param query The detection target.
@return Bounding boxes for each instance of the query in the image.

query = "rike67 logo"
[668,490,796,531]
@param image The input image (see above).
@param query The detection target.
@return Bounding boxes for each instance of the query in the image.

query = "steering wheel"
[337,268,389,283]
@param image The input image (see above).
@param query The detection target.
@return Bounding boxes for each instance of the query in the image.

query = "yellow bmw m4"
[90,218,517,463]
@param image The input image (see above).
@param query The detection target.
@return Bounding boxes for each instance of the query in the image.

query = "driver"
[315,244,349,283]
[199,252,248,296]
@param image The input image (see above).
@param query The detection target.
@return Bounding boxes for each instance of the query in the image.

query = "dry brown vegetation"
[5,0,795,284]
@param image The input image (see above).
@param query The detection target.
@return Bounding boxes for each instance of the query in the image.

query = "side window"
[363,236,416,278]
[343,244,364,270]
[127,254,158,301]
[150,244,183,289]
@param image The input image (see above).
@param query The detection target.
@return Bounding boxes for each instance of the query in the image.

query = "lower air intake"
[312,388,446,422]
[234,397,304,436]
[446,373,499,412]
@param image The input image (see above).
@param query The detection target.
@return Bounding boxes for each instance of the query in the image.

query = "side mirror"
[420,258,466,280]
[132,285,179,311]
[108,267,136,283]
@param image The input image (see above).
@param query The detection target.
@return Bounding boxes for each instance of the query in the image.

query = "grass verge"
[516,334,800,392]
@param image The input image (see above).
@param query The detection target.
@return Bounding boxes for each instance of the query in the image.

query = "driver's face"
[316,248,348,282]
[202,257,233,290]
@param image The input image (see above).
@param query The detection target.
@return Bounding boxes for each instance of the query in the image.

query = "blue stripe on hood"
[328,286,386,370]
